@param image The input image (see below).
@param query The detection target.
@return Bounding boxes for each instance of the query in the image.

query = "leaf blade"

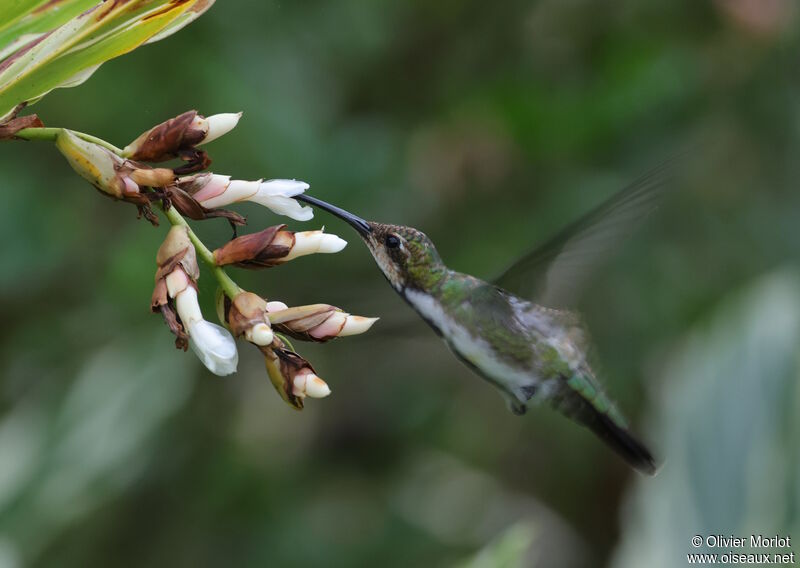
[0,0,215,122]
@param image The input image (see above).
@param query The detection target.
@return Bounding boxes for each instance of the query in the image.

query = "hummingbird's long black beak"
[296,194,372,237]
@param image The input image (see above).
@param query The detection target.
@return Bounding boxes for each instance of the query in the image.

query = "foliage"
[0,0,214,121]
[459,522,538,568]
[613,269,800,568]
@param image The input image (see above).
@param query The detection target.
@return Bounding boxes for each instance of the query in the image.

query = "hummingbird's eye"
[385,234,401,249]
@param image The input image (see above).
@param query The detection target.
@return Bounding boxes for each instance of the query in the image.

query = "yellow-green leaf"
[0,0,215,122]
[0,0,98,54]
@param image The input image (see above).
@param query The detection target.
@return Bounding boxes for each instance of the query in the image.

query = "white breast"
[405,289,537,400]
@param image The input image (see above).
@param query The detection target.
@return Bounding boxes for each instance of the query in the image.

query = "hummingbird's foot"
[520,385,538,400]
[506,398,527,416]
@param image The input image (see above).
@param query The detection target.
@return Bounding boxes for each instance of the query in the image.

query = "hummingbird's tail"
[582,407,657,476]
[547,373,658,475]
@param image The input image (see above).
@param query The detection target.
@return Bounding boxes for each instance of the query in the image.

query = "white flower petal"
[257,179,310,198]
[339,316,379,336]
[165,269,190,298]
[317,234,347,254]
[199,112,242,145]
[309,311,348,339]
[189,173,231,203]
[292,374,307,398]
[198,178,258,209]
[174,286,203,324]
[245,322,274,346]
[247,194,314,221]
[291,372,331,398]
[305,374,332,398]
[187,319,239,376]
[266,301,289,312]
[283,230,346,260]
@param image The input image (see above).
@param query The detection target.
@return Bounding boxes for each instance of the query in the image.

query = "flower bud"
[283,230,347,261]
[246,323,274,346]
[213,227,346,269]
[128,167,175,188]
[266,301,289,312]
[56,129,125,198]
[198,113,242,145]
[56,130,176,225]
[292,372,331,399]
[178,174,313,221]
[221,291,274,346]
[155,226,200,282]
[213,225,292,268]
[266,303,378,342]
[123,110,242,162]
[262,338,327,409]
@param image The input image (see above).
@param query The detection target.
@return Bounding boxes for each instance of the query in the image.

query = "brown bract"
[262,339,316,410]
[102,161,174,226]
[151,227,199,350]
[223,292,270,338]
[126,110,204,161]
[168,186,246,226]
[271,304,342,343]
[0,105,44,139]
[213,226,294,268]
[128,165,175,187]
[125,110,210,173]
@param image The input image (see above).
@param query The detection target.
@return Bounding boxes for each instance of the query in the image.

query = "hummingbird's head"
[296,195,444,293]
[361,222,444,292]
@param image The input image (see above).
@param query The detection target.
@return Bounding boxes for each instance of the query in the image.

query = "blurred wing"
[493,157,679,307]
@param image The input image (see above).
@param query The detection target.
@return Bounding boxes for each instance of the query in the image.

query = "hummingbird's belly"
[405,290,539,400]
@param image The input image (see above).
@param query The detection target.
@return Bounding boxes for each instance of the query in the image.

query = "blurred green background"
[2,1,800,566]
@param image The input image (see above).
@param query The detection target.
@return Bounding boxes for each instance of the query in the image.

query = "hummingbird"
[297,162,674,474]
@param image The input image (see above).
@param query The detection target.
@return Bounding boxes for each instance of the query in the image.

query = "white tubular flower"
[220,291,275,347]
[169,271,238,376]
[184,175,313,221]
[292,372,332,399]
[266,303,378,342]
[213,226,347,269]
[262,338,327,410]
[247,180,313,221]
[245,323,274,346]
[195,112,242,145]
[266,301,289,312]
[314,313,379,338]
[283,230,347,261]
[123,110,243,162]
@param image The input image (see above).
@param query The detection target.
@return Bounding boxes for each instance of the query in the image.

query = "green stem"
[275,332,296,353]
[161,204,242,299]
[13,125,242,299]
[14,126,124,155]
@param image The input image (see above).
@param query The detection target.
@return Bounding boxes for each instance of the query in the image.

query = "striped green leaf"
[0,0,215,122]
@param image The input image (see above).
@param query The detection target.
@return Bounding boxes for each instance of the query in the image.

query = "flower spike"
[152,227,238,376]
